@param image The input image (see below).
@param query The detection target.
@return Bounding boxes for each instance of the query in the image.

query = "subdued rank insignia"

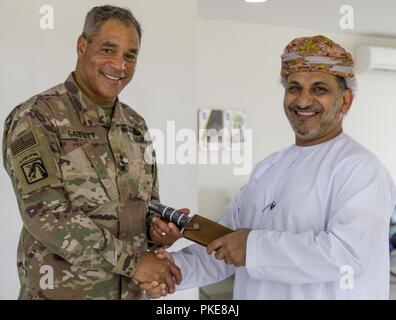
[21,154,48,184]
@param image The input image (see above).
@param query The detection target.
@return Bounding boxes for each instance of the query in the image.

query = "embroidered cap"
[281,35,355,79]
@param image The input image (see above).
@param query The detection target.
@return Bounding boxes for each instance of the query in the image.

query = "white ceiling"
[198,0,396,38]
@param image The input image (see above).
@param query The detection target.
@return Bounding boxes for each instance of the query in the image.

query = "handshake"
[130,203,190,298]
[132,248,181,299]
[130,201,250,299]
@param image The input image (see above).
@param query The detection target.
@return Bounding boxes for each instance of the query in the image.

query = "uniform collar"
[64,72,134,128]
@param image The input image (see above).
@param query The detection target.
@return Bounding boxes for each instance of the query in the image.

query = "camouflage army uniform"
[2,73,159,300]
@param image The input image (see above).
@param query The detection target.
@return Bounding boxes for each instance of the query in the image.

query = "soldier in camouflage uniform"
[2,5,184,300]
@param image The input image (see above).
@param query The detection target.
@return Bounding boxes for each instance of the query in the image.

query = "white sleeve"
[172,244,235,290]
[172,189,245,290]
[245,154,396,284]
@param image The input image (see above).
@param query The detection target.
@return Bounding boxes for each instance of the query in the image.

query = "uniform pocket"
[109,124,156,202]
[125,140,155,202]
[139,136,157,202]
[137,159,154,201]
[59,139,119,209]
[81,143,119,201]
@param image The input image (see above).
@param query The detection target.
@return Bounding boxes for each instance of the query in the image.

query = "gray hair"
[82,5,142,43]
[280,75,357,97]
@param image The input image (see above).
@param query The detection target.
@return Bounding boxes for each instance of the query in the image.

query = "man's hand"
[140,281,168,299]
[133,251,181,293]
[150,208,190,247]
[137,249,176,299]
[207,229,251,267]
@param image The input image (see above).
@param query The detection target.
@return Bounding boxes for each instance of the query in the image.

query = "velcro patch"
[20,152,48,184]
[62,130,99,140]
[10,131,38,157]
[9,128,63,196]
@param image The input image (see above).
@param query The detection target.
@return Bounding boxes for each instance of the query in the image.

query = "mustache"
[288,103,324,113]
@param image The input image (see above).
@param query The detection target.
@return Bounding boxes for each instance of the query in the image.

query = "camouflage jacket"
[2,73,159,300]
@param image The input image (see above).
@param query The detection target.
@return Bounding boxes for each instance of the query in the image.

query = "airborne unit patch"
[20,154,49,184]
[9,129,62,194]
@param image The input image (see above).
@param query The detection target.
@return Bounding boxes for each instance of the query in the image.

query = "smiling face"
[74,19,140,105]
[283,72,353,146]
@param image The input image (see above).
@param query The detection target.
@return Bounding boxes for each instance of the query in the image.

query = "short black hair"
[82,5,142,43]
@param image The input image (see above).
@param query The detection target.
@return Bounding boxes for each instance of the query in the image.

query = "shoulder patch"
[20,151,48,184]
[9,128,62,196]
[10,130,38,158]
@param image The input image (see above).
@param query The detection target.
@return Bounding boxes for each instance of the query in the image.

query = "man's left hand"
[207,229,251,267]
[150,208,190,247]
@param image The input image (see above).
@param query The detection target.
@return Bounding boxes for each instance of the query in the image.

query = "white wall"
[196,18,396,222]
[2,0,396,300]
[0,0,198,300]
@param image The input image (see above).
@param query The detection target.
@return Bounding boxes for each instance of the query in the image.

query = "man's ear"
[341,89,353,114]
[77,35,87,59]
